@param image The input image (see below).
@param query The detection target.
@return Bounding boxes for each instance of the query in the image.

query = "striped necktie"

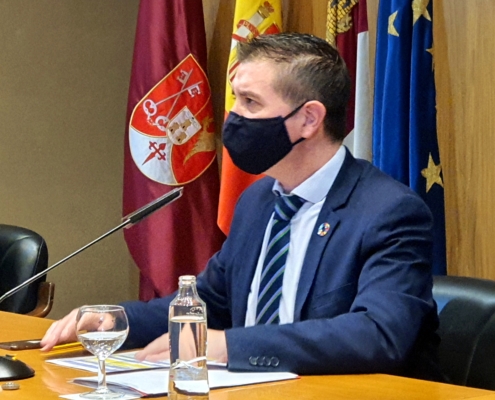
[255,194,305,325]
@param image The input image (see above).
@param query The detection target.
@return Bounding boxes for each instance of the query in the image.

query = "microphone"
[0,187,183,305]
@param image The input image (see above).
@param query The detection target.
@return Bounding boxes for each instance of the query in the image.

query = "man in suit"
[41,33,440,379]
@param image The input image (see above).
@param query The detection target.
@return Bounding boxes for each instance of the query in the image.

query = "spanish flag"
[217,1,283,236]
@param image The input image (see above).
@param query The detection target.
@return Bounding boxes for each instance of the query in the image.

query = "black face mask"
[222,103,306,175]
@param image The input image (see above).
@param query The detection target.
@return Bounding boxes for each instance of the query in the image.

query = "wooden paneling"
[205,0,234,157]
[367,0,379,83]
[286,0,327,38]
[285,0,378,45]
[434,0,495,277]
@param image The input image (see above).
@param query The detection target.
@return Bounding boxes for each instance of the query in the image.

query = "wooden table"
[3,311,495,399]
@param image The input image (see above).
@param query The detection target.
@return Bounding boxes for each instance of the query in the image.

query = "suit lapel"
[294,149,364,321]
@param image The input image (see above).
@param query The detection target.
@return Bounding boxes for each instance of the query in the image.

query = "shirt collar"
[273,145,346,204]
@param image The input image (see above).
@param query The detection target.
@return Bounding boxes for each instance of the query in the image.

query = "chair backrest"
[433,275,495,390]
[0,224,49,314]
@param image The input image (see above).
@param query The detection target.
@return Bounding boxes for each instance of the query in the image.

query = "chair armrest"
[26,282,55,318]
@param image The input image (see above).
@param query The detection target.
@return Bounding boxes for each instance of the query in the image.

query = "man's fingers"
[40,308,79,351]
[61,321,77,342]
[135,343,169,361]
[135,333,169,361]
[76,312,115,334]
[40,321,60,351]
[100,315,116,331]
[139,351,170,362]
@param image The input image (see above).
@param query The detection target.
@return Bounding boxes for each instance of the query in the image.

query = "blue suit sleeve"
[121,244,234,349]
[120,293,175,349]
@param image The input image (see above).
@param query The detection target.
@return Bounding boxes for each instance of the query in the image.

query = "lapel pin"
[317,222,330,236]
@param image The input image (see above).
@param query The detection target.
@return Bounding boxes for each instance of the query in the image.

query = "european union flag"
[373,0,446,275]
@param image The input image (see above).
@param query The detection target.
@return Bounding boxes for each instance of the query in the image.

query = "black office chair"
[433,275,495,390]
[0,224,54,317]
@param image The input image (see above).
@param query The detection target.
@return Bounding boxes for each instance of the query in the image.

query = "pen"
[52,342,83,350]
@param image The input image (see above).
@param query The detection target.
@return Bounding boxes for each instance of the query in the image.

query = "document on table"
[71,369,299,397]
[46,351,170,373]
[46,350,226,373]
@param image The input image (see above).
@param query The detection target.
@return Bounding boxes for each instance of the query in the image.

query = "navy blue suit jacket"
[123,150,441,378]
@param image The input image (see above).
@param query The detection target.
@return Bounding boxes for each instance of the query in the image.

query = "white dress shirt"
[245,145,346,326]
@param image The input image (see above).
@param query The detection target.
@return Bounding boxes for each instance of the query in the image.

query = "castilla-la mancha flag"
[217,0,283,236]
[123,0,225,300]
[327,0,372,161]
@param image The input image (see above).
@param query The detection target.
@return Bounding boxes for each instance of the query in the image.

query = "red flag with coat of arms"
[123,0,224,300]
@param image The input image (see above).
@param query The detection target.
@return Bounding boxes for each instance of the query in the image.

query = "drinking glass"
[76,305,129,399]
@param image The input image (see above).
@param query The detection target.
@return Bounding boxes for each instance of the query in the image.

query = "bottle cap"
[179,275,196,285]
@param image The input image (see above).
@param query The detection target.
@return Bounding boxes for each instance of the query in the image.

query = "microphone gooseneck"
[0,187,184,305]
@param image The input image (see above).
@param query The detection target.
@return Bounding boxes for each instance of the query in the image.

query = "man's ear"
[300,100,327,139]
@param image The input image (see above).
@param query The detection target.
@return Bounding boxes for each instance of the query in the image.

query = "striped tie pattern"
[256,194,305,324]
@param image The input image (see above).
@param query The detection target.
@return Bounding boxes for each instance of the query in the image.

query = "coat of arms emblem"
[129,54,216,185]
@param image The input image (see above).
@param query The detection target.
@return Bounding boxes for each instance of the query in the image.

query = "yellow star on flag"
[412,0,431,25]
[421,153,444,193]
[388,11,399,36]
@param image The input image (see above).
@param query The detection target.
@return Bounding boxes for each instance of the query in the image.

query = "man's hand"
[40,307,116,351]
[40,308,79,351]
[206,329,228,363]
[135,329,228,364]
[135,333,170,362]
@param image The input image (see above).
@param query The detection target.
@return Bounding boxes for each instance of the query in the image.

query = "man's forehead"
[233,60,277,87]
[237,58,278,73]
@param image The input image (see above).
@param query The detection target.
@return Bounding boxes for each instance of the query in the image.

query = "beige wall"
[0,0,233,320]
[0,0,140,318]
[0,0,228,320]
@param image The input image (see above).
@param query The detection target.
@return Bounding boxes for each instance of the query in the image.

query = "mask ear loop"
[292,137,305,146]
[283,101,308,146]
[283,101,308,121]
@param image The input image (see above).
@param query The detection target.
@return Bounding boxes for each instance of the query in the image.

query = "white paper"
[72,369,298,397]
[47,350,226,374]
[60,394,140,399]
[174,379,209,394]
[47,351,169,373]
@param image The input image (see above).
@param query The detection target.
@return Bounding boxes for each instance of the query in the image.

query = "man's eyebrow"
[235,89,262,100]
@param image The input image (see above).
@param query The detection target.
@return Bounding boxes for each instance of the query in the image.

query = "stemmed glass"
[76,305,129,399]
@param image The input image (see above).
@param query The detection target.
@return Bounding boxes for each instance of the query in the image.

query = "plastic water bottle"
[168,275,209,399]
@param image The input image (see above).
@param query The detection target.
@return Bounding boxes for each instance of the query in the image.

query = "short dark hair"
[237,33,351,142]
